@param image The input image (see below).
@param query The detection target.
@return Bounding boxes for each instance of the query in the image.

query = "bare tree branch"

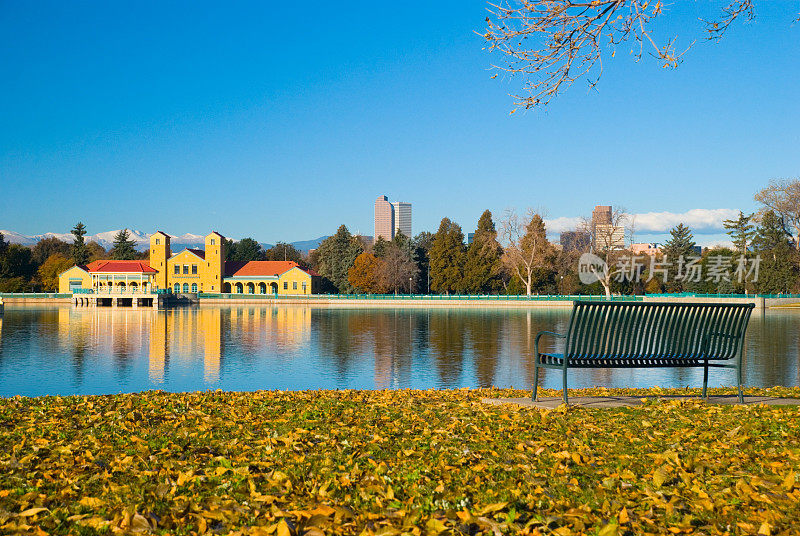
[703,0,754,42]
[483,0,763,110]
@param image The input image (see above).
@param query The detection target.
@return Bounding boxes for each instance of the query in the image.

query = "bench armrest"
[534,331,566,355]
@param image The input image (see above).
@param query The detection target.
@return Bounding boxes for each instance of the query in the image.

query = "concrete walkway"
[482,395,800,409]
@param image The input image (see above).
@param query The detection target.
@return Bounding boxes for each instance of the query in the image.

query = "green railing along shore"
[196,293,644,301]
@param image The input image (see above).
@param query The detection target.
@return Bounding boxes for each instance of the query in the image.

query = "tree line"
[3,178,800,295]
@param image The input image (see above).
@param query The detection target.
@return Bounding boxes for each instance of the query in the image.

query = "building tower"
[204,231,226,292]
[392,201,412,239]
[374,195,394,242]
[149,231,171,290]
[591,205,624,251]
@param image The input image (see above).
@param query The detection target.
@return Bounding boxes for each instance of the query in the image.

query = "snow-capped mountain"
[0,230,327,253]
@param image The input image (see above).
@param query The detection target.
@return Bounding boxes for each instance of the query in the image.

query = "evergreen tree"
[372,236,389,257]
[110,229,138,260]
[412,231,434,294]
[0,232,7,256]
[229,238,264,261]
[723,211,756,254]
[429,218,466,294]
[315,225,364,293]
[752,210,798,294]
[661,223,697,292]
[71,222,89,265]
[662,223,697,259]
[463,210,503,294]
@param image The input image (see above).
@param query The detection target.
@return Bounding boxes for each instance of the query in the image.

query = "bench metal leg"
[702,361,709,399]
[737,358,744,403]
[532,360,539,401]
[562,366,568,405]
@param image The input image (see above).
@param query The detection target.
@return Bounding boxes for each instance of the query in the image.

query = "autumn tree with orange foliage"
[348,253,387,294]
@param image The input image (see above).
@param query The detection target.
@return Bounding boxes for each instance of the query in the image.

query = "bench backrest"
[564,301,754,361]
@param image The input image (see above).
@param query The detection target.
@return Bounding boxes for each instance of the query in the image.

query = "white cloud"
[543,216,582,234]
[630,208,739,234]
[545,208,739,236]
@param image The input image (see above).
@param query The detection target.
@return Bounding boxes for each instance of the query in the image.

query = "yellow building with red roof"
[58,231,320,296]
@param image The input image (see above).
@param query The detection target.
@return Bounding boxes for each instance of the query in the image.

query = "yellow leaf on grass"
[618,507,629,524]
[653,466,670,488]
[597,524,619,536]
[277,519,291,536]
[78,497,105,508]
[18,507,49,517]
[758,522,773,536]
[177,470,194,486]
[425,518,448,535]
[477,502,507,516]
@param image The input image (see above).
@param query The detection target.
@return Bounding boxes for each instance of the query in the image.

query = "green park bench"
[534,301,755,404]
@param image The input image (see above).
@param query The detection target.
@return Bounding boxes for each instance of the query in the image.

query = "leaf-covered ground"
[1,387,799,535]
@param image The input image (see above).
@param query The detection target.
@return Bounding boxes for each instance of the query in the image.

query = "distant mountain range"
[0,229,329,254]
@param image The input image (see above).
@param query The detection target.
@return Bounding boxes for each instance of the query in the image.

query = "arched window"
[270,282,278,294]
[183,283,189,293]
[258,282,267,294]
[223,282,231,293]
[191,283,198,293]
[174,283,180,293]
[235,282,243,293]
[247,282,255,294]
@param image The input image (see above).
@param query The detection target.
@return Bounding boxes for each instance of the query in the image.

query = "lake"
[0,305,798,397]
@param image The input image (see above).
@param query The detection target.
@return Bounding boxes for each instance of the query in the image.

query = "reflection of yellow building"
[48,304,314,386]
[60,231,321,295]
[146,307,225,384]
[200,308,223,383]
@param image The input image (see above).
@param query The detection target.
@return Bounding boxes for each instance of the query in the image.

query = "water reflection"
[0,305,798,397]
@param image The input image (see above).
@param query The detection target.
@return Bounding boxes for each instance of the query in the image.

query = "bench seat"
[538,354,730,368]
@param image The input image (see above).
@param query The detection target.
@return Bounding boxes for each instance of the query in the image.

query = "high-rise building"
[374,195,412,241]
[591,205,625,251]
[374,195,394,241]
[392,201,412,239]
[592,205,612,226]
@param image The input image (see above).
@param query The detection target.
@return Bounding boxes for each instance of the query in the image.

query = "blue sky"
[1,1,798,246]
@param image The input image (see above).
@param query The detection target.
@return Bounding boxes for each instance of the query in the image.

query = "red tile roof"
[224,261,315,277]
[85,260,157,274]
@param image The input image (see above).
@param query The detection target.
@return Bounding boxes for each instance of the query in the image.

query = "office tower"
[591,205,625,251]
[592,205,612,226]
[392,201,412,239]
[374,195,394,241]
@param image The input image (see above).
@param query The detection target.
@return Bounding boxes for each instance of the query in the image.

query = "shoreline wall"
[4,293,800,309]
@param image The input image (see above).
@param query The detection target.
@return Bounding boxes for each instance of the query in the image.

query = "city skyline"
[1,2,797,246]
[0,204,748,249]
